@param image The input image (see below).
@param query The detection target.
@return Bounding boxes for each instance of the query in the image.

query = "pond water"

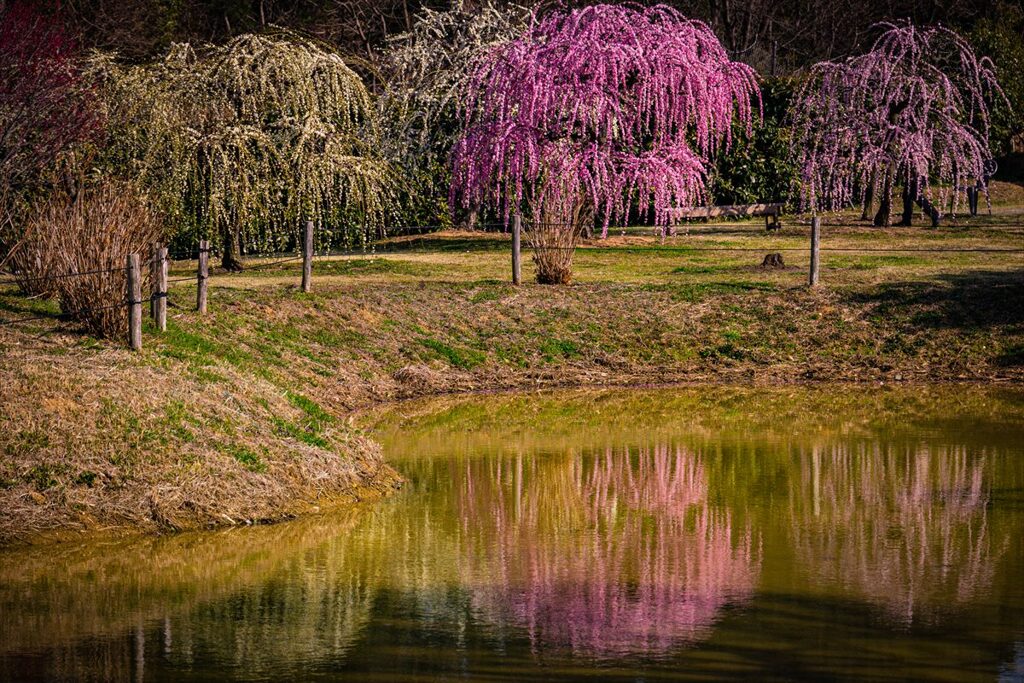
[2,386,1024,682]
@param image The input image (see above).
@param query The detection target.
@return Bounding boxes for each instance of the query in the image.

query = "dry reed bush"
[0,185,32,283]
[529,221,581,285]
[528,203,592,285]
[20,181,161,337]
[3,185,57,297]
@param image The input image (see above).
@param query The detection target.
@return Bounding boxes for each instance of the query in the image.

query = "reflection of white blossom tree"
[0,510,379,680]
[457,445,761,658]
[791,444,1004,626]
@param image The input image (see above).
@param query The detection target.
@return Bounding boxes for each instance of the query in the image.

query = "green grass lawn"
[146,216,1024,296]
[2,210,1023,542]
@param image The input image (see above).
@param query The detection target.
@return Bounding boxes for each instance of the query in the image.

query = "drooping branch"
[790,23,1006,222]
[450,3,761,239]
[91,31,396,264]
[377,2,529,226]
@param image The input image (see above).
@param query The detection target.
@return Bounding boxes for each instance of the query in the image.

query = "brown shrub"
[530,221,578,285]
[14,182,162,337]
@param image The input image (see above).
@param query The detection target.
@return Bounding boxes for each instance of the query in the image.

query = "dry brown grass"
[0,330,400,545]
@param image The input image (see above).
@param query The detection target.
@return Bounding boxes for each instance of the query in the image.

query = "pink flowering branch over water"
[450,3,760,237]
[790,23,1006,216]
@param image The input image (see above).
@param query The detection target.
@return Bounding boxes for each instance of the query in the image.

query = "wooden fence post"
[197,240,209,314]
[301,220,313,293]
[127,253,142,351]
[150,243,167,331]
[150,243,158,321]
[809,216,821,287]
[512,215,522,286]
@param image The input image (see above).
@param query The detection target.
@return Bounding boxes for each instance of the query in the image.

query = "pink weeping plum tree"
[790,23,1006,227]
[450,4,759,284]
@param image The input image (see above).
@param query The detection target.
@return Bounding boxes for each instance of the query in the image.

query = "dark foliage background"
[708,78,797,207]
[52,0,1001,67]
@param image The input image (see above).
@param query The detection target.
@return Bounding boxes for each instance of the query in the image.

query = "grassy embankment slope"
[2,185,1023,543]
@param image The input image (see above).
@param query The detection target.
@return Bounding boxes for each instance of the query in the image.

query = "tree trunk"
[873,175,892,227]
[861,179,874,221]
[220,225,243,271]
[467,203,479,231]
[898,175,918,226]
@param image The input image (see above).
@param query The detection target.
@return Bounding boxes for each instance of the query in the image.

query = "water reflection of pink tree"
[792,445,1002,626]
[457,445,760,658]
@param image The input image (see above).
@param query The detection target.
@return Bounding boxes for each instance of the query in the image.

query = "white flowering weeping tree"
[450,4,760,284]
[94,32,395,270]
[376,1,528,229]
[790,24,1006,226]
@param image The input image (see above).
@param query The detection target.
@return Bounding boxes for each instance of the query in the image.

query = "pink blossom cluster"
[450,4,759,236]
[791,23,1005,214]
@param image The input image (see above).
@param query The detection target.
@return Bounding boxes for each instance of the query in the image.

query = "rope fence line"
[4,216,1024,345]
[525,221,1024,231]
[155,221,507,261]
[0,264,124,287]
[96,215,1024,270]
[239,254,304,272]
[815,222,1024,228]
[0,299,131,327]
[1,222,347,342]
[525,245,1024,253]
[511,215,1021,290]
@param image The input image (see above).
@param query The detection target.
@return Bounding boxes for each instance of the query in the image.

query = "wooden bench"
[667,202,784,231]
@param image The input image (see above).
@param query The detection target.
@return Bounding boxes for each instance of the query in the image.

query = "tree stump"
[761,253,785,269]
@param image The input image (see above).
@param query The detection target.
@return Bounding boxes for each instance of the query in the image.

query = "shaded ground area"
[845,269,1024,367]
[1,219,1023,543]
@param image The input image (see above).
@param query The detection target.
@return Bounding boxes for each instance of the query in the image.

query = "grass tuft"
[224,445,268,473]
[418,337,486,370]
